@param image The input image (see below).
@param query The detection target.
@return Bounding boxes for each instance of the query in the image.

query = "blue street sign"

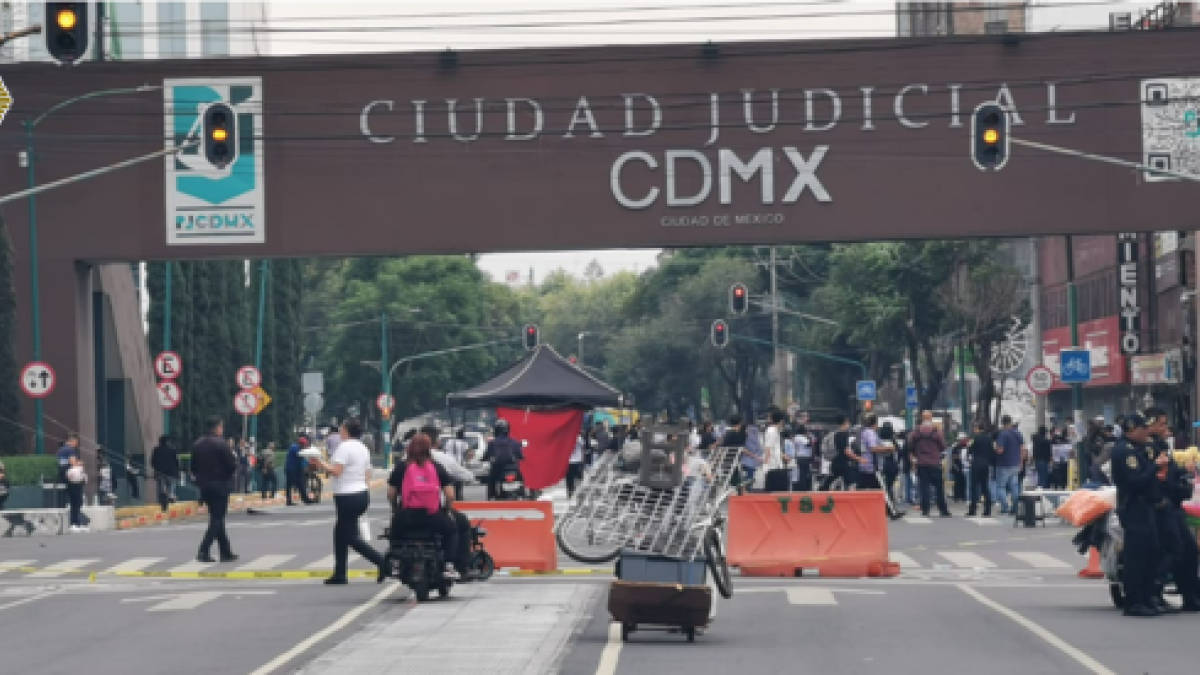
[1059,348,1092,385]
[905,386,918,408]
[856,380,877,401]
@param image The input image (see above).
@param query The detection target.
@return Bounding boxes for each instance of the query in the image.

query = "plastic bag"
[1056,490,1113,527]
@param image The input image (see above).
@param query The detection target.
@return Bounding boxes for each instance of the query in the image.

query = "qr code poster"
[1141,77,1200,182]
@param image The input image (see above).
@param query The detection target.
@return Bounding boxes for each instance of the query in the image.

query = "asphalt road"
[0,489,1194,675]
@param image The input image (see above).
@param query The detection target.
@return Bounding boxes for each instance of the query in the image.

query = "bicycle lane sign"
[1059,348,1092,385]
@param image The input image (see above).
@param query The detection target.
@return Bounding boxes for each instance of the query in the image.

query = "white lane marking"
[1007,552,1073,569]
[890,552,921,569]
[786,588,838,605]
[168,561,216,573]
[958,585,1117,675]
[105,557,167,573]
[0,590,59,612]
[937,552,997,569]
[295,518,333,527]
[0,560,36,575]
[122,590,276,612]
[964,517,1001,526]
[304,555,336,570]
[595,622,623,675]
[247,583,399,675]
[905,516,933,524]
[27,559,99,578]
[236,555,295,571]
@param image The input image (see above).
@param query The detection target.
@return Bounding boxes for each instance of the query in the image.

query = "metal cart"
[555,428,740,641]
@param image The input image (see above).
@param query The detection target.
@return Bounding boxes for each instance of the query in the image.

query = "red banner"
[497,407,585,491]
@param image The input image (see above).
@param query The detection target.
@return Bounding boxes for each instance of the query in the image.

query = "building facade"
[1,1,269,63]
[897,1,1029,37]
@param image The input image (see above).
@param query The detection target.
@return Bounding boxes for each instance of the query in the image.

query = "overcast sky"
[260,0,1143,283]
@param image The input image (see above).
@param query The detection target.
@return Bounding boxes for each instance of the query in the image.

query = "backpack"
[401,461,442,514]
[821,432,839,461]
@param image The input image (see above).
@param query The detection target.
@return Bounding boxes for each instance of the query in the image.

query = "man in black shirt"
[966,422,996,517]
[191,416,238,563]
[721,415,749,495]
[482,419,524,500]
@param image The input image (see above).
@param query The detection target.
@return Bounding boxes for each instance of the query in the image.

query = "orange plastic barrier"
[455,500,557,572]
[726,492,893,578]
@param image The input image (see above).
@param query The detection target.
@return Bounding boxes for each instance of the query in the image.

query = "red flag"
[497,407,585,491]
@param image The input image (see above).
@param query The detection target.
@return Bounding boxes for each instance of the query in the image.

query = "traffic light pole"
[381,311,390,470]
[249,261,269,446]
[1066,236,1088,482]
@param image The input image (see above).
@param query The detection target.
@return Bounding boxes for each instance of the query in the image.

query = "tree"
[0,215,22,453]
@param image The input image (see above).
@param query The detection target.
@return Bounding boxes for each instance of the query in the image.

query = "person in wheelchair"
[387,433,461,580]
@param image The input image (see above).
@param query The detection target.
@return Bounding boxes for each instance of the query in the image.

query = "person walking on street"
[0,461,9,511]
[259,443,278,499]
[792,424,814,492]
[966,422,996,517]
[307,418,387,585]
[994,416,1026,515]
[743,423,765,491]
[1145,408,1200,612]
[57,434,87,532]
[879,423,901,506]
[721,415,749,495]
[950,434,969,502]
[910,411,951,518]
[763,410,790,493]
[192,416,238,563]
[285,437,312,506]
[1031,426,1054,490]
[820,416,856,491]
[151,435,180,512]
[1111,414,1168,617]
[567,431,587,499]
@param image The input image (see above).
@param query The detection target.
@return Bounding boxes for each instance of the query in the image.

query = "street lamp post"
[24,85,159,453]
[578,332,595,367]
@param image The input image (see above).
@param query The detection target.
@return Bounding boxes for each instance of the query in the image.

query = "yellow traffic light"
[983,129,999,144]
[212,128,228,142]
[56,8,77,30]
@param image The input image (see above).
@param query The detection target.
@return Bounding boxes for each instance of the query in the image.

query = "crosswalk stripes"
[236,555,295,571]
[888,551,921,569]
[168,560,216,574]
[1007,552,1074,569]
[904,516,933,524]
[936,552,997,569]
[27,559,100,578]
[104,557,166,573]
[962,517,1002,526]
[304,555,336,570]
[0,560,36,575]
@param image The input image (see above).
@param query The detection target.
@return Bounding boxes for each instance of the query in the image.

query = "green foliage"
[1,455,58,486]
[0,215,22,453]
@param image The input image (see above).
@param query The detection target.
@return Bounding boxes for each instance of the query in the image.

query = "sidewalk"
[115,476,388,530]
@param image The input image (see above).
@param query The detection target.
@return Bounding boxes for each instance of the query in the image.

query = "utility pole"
[248,261,268,446]
[162,262,172,437]
[770,247,783,407]
[1066,236,1088,480]
[1029,238,1046,428]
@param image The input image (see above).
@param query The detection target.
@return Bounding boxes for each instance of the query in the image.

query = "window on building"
[200,1,230,57]
[985,1,1008,23]
[109,2,144,60]
[159,1,187,59]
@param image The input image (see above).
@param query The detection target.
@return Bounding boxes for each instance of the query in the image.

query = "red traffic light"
[711,320,729,348]
[730,283,749,315]
[523,324,539,350]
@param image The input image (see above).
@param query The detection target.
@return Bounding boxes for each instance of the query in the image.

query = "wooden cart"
[608,580,713,642]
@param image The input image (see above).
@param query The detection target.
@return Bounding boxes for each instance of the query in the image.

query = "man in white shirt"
[763,410,790,493]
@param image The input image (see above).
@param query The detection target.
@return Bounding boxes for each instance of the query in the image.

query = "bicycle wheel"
[704,527,733,599]
[556,516,621,564]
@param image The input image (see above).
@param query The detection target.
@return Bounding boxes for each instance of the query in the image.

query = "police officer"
[482,419,524,500]
[1110,413,1166,617]
[1145,408,1200,612]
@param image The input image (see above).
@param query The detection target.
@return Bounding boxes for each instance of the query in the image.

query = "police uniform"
[1151,435,1200,611]
[1110,418,1162,617]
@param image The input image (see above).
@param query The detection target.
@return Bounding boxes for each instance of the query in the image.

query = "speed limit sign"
[1026,365,1055,395]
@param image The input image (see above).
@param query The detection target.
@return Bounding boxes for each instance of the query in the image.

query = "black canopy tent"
[447,345,622,410]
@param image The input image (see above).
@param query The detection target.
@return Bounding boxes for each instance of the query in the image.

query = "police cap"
[1120,413,1150,434]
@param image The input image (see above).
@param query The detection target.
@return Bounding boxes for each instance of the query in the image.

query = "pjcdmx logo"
[163,77,265,245]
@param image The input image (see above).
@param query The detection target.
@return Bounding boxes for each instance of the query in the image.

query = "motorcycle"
[493,462,538,500]
[467,520,496,580]
[381,521,496,601]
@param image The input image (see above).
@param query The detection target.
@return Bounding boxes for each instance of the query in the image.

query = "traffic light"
[711,320,729,348]
[971,102,1010,172]
[45,2,90,65]
[202,103,238,169]
[730,283,749,315]
[524,324,539,350]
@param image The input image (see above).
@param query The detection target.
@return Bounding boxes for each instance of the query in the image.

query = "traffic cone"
[1078,547,1103,579]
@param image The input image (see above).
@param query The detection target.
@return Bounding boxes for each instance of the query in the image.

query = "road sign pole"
[163,262,171,437]
[904,358,914,431]
[958,334,970,435]
[249,260,268,445]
